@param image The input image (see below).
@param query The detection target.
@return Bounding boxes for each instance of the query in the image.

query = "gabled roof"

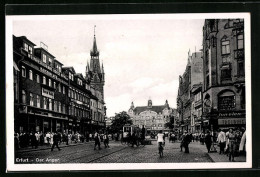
[17,35,36,46]
[74,73,84,80]
[34,47,55,58]
[62,66,76,74]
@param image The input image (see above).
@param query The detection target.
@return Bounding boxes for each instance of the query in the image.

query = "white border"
[6,13,252,171]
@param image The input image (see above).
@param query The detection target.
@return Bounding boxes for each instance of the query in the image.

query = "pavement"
[15,139,246,163]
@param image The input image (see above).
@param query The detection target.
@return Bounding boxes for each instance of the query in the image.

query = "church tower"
[86,26,105,99]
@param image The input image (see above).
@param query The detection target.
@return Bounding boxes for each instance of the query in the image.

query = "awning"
[13,62,20,71]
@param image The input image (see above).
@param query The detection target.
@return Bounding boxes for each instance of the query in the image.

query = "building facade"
[177,51,203,132]
[202,19,245,131]
[13,33,106,135]
[128,99,174,132]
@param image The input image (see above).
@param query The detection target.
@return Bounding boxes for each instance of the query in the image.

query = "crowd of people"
[14,130,111,151]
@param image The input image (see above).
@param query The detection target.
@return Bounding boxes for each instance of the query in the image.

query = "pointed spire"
[101,61,104,73]
[131,101,134,109]
[86,61,90,72]
[91,25,99,57]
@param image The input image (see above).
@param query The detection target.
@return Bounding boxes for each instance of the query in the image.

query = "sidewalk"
[191,141,246,162]
[17,141,92,153]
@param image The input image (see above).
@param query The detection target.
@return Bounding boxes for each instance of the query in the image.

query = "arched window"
[218,90,235,110]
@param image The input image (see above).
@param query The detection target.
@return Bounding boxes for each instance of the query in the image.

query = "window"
[63,104,66,114]
[222,56,231,63]
[49,58,52,66]
[221,69,232,80]
[237,34,244,49]
[28,46,33,58]
[53,82,56,89]
[58,102,61,112]
[36,95,40,108]
[68,89,71,97]
[63,86,65,94]
[43,97,47,109]
[43,54,47,63]
[23,43,28,52]
[54,101,57,111]
[58,84,61,92]
[49,99,52,111]
[29,70,33,80]
[22,66,26,77]
[238,61,245,76]
[30,93,34,106]
[22,90,26,104]
[221,37,230,55]
[49,79,52,87]
[43,76,46,85]
[36,74,40,83]
[218,91,235,110]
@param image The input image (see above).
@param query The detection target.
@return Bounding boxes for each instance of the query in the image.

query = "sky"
[12,15,205,117]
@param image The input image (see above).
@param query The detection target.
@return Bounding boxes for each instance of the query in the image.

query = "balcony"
[234,49,244,60]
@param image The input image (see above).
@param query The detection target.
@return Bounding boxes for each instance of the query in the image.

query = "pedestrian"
[182,131,190,153]
[14,133,19,150]
[86,131,89,142]
[205,130,212,153]
[50,132,54,147]
[51,132,61,151]
[157,130,165,157]
[239,130,246,155]
[226,128,236,162]
[30,132,36,149]
[103,132,110,148]
[131,132,138,147]
[46,132,51,145]
[217,129,226,154]
[200,132,205,145]
[180,132,185,152]
[94,131,101,150]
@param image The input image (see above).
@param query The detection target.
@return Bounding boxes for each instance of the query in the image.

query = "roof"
[54,59,64,66]
[133,105,169,115]
[62,66,76,74]
[74,73,84,80]
[34,47,55,58]
[17,36,36,46]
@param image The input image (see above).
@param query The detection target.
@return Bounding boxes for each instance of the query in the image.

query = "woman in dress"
[226,128,236,161]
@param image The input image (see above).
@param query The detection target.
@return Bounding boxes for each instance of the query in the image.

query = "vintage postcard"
[6,13,251,171]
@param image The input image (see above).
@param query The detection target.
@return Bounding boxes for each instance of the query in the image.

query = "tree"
[110,111,133,133]
[164,115,175,130]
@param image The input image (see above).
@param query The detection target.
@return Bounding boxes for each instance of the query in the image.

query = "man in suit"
[51,132,61,151]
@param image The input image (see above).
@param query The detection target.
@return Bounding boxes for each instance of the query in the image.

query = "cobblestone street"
[15,140,214,163]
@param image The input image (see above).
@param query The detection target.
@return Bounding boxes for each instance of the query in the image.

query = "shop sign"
[218,118,245,125]
[42,88,54,99]
[218,111,245,118]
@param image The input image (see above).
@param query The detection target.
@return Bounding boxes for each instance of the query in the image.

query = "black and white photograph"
[6,13,251,171]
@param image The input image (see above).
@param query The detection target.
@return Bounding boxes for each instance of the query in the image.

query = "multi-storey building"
[13,33,106,135]
[128,99,174,133]
[177,51,203,132]
[202,19,245,130]
[191,84,203,133]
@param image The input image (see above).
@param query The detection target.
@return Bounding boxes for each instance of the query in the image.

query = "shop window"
[221,37,230,55]
[218,91,235,110]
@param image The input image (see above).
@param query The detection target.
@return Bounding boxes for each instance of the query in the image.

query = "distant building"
[202,19,245,130]
[128,99,175,132]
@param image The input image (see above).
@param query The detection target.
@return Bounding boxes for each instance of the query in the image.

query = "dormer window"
[23,43,28,52]
[49,58,52,66]
[78,79,82,86]
[43,54,47,63]
[28,46,33,58]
